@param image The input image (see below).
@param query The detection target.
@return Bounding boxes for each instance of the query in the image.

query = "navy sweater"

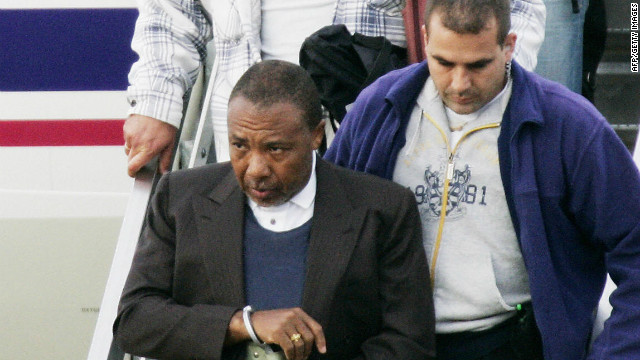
[243,207,311,310]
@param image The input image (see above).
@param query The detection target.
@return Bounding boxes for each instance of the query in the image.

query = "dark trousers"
[438,337,521,360]
[436,304,544,360]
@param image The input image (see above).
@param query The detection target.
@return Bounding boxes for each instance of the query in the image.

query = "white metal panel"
[0,147,133,193]
[0,91,129,120]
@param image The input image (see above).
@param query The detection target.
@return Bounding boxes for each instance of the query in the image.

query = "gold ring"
[290,333,301,342]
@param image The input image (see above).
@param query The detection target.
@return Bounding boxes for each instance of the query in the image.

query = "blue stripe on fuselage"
[0,8,139,91]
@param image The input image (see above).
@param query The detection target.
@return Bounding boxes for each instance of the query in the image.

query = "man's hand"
[252,308,326,360]
[123,114,178,177]
[226,307,326,360]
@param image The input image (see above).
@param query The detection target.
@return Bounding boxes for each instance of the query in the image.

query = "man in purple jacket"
[325,0,640,359]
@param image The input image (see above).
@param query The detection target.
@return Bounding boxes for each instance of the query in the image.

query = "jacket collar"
[385,61,431,120]
[505,61,545,137]
[385,60,545,138]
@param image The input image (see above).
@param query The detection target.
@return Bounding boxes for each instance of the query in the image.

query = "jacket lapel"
[192,169,246,306]
[302,159,367,324]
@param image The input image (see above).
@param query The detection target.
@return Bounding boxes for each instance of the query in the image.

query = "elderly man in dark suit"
[113,60,435,360]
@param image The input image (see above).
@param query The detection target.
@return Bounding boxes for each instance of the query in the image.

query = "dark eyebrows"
[431,54,495,69]
[432,54,454,66]
[264,139,293,149]
[467,58,494,69]
[229,134,247,143]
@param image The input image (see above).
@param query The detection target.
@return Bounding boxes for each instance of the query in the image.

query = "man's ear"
[421,25,429,59]
[311,120,325,150]
[421,24,428,46]
[503,32,517,62]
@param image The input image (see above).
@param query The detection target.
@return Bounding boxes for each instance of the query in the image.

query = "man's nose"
[450,67,471,93]
[245,153,271,178]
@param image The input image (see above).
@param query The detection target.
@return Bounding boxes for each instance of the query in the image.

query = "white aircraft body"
[1,1,136,358]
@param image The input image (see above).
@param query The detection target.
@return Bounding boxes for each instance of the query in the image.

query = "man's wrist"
[224,308,251,346]
[126,94,183,128]
[242,305,264,345]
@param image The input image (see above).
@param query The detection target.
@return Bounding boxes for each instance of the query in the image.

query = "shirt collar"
[289,153,317,210]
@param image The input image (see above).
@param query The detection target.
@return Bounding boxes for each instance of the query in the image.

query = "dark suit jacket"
[113,158,435,360]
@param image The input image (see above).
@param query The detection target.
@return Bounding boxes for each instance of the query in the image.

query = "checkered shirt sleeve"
[333,0,407,48]
[127,0,212,128]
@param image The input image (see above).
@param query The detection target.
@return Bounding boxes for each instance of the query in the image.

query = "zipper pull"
[446,154,455,180]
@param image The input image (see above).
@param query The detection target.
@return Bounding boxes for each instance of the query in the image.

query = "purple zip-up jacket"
[325,60,640,359]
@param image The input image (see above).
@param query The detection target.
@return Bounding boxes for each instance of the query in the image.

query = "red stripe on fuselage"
[0,120,125,146]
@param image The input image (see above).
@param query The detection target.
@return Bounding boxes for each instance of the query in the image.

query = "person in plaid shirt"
[122,0,545,177]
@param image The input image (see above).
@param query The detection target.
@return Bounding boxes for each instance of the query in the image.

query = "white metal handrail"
[87,160,158,360]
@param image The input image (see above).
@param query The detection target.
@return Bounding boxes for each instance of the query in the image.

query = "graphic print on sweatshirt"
[416,160,489,220]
